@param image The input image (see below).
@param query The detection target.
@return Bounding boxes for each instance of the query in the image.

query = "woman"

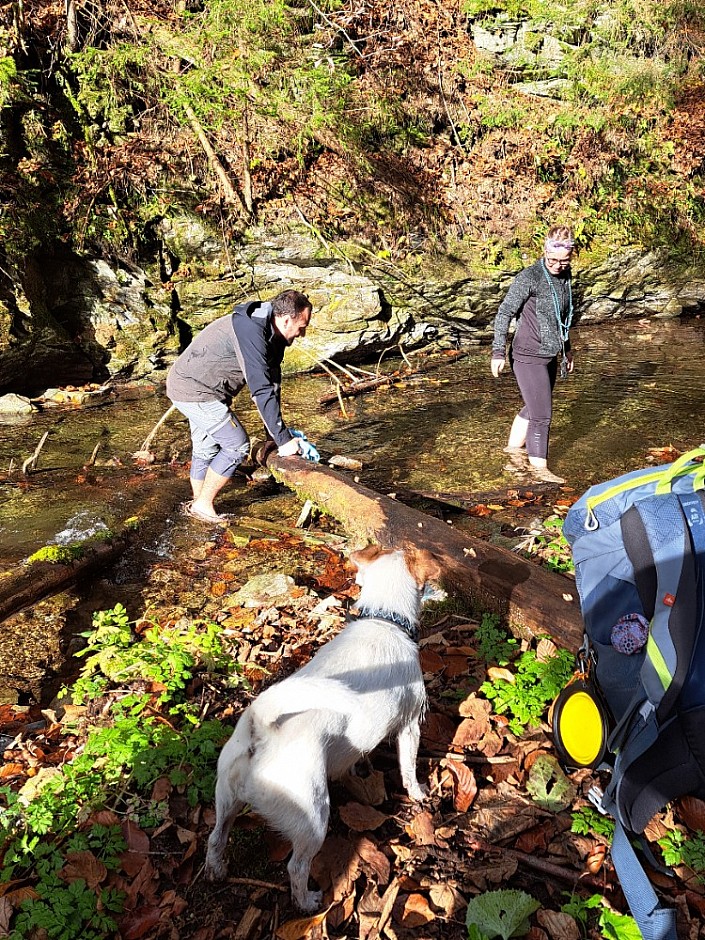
[490,226,575,484]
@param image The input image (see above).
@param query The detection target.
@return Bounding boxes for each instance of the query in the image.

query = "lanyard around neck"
[541,260,573,342]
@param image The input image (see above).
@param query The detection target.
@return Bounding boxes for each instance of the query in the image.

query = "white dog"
[204,544,442,911]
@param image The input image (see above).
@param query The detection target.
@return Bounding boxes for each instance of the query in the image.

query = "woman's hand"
[491,358,506,378]
[566,352,575,374]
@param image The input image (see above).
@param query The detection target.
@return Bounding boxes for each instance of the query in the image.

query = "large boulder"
[159,222,431,373]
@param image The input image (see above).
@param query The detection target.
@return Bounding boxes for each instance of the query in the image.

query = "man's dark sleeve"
[232,315,293,448]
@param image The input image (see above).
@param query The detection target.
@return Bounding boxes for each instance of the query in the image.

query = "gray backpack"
[559,448,705,940]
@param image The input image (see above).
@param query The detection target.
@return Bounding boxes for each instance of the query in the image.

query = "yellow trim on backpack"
[646,633,673,692]
[584,447,705,529]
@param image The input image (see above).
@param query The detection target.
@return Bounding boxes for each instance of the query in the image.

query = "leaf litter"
[1,504,704,939]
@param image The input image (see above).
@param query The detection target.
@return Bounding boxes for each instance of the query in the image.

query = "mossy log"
[264,453,585,653]
[0,533,133,625]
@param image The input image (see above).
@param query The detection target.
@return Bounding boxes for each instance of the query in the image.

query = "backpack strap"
[611,820,677,940]
[623,493,697,716]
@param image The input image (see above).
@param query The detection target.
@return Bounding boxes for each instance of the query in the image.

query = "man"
[490,225,576,485]
[167,289,319,523]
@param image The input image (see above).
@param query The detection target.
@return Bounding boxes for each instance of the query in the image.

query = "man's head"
[272,290,312,344]
[543,225,575,274]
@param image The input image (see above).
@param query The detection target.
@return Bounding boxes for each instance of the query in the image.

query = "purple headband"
[545,237,575,251]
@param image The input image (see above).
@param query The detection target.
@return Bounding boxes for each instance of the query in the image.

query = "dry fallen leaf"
[486,666,516,684]
[343,768,387,806]
[275,906,331,940]
[677,794,705,831]
[428,883,466,917]
[339,802,388,832]
[405,810,438,846]
[537,909,580,940]
[441,759,478,812]
[356,836,391,885]
[58,850,107,888]
[397,892,435,927]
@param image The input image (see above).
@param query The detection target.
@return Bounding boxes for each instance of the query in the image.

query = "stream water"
[0,317,703,566]
[0,317,703,702]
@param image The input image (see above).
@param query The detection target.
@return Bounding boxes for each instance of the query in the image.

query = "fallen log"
[0,533,132,624]
[0,475,183,624]
[262,452,584,653]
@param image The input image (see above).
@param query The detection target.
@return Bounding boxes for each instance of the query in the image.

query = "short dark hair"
[272,290,312,321]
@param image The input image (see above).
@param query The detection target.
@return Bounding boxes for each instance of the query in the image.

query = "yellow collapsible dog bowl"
[552,681,609,771]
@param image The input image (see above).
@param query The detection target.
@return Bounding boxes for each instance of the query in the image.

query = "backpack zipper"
[584,464,701,530]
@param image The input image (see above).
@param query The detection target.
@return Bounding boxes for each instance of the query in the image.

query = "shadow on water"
[0,317,703,700]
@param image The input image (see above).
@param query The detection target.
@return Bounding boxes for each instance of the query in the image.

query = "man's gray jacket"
[166,301,293,448]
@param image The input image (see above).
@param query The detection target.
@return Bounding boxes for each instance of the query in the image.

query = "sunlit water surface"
[0,318,703,566]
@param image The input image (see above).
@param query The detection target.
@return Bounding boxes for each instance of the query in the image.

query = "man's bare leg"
[190,468,230,519]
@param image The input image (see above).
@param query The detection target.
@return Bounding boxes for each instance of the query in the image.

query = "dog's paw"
[295,889,323,912]
[204,855,227,882]
[406,782,429,802]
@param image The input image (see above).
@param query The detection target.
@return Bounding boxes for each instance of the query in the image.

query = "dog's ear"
[404,546,443,587]
[349,544,386,570]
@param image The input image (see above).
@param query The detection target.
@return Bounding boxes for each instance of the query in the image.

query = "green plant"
[0,803,127,940]
[520,516,574,574]
[0,596,240,938]
[658,828,705,876]
[475,613,518,666]
[561,893,640,939]
[466,889,540,940]
[571,806,615,842]
[480,642,574,734]
[561,892,604,934]
[72,604,240,704]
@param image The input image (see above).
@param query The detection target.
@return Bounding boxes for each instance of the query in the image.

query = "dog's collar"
[354,607,419,642]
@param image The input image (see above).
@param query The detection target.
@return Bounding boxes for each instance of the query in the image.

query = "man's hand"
[491,358,506,378]
[277,438,300,457]
[279,430,321,462]
[566,352,575,374]
[298,439,320,462]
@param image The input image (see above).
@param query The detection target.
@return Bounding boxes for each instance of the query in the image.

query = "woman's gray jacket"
[492,259,572,359]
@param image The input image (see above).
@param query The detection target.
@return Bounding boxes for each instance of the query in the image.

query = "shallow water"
[0,317,703,566]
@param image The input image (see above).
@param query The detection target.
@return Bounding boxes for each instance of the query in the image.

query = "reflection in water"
[0,318,703,565]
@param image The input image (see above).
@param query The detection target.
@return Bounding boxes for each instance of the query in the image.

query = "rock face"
[159,222,426,374]
[1,219,704,396]
[0,249,176,395]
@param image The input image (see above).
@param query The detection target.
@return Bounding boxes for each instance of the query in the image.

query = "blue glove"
[299,439,320,463]
[289,429,320,462]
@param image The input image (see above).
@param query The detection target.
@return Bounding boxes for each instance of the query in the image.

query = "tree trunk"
[65,0,78,52]
[263,452,584,652]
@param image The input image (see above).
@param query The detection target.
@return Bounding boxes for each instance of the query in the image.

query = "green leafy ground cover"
[2,514,705,939]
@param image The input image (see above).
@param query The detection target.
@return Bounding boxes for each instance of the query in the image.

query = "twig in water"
[336,383,349,419]
[133,404,177,460]
[321,357,358,383]
[346,363,377,379]
[87,442,101,467]
[398,341,414,370]
[22,431,50,475]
